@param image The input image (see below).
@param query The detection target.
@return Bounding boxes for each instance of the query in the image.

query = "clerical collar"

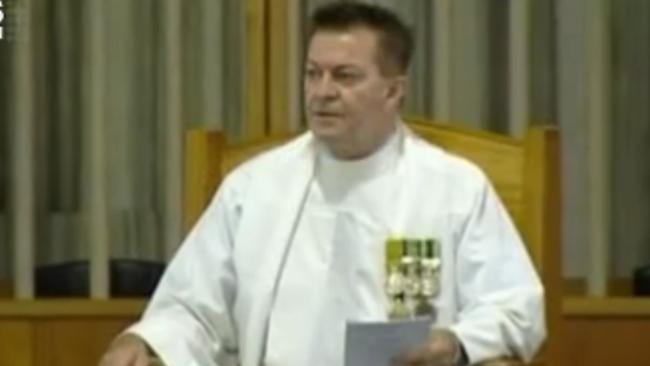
[316,125,402,183]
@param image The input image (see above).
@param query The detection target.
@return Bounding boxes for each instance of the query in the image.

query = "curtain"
[302,0,555,133]
[0,0,245,290]
[1,0,648,294]
[0,6,10,280]
[559,0,650,284]
[611,0,650,278]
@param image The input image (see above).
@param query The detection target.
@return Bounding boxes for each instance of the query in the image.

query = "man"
[100,2,545,366]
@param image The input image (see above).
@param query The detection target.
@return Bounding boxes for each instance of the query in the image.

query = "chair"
[35,259,165,298]
[183,117,562,366]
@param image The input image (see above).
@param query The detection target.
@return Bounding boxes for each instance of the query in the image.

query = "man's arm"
[396,175,544,366]
[99,334,151,366]
[449,178,546,363]
[101,174,245,366]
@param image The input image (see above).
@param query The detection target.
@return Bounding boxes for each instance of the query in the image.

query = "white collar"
[315,124,403,192]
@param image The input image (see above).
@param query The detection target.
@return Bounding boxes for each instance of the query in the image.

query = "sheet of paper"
[344,317,433,366]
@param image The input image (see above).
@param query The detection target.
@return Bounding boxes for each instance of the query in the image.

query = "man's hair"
[308,1,413,76]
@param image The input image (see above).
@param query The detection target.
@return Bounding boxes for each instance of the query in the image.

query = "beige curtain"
[0,28,9,280]
[1,0,648,293]
[303,0,555,133]
[610,0,650,278]
[0,0,245,290]
[559,0,650,288]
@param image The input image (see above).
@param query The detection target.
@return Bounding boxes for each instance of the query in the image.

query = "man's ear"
[386,75,408,107]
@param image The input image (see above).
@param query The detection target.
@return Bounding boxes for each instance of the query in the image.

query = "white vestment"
[128,124,546,366]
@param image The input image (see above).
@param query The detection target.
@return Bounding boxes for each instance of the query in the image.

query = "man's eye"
[334,72,360,83]
[305,69,320,79]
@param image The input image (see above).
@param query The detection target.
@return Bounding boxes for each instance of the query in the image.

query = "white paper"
[344,317,433,366]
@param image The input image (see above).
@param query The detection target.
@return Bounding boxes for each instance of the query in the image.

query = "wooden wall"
[561,298,650,366]
[0,300,144,366]
[2,298,650,365]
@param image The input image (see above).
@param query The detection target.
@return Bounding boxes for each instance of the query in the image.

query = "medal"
[384,236,441,319]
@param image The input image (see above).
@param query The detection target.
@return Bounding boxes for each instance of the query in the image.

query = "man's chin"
[311,129,340,143]
[308,120,343,138]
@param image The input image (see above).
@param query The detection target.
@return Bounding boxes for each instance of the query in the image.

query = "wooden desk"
[4,297,650,366]
[562,297,650,366]
[0,300,146,366]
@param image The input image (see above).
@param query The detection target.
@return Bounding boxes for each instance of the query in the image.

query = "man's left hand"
[392,328,462,366]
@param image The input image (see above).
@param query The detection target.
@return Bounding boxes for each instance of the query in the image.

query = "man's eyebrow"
[334,65,362,72]
[305,60,362,70]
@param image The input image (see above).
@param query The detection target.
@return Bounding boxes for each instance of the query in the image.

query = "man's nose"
[312,75,339,99]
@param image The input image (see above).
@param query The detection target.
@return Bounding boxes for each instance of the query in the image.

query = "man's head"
[304,2,413,159]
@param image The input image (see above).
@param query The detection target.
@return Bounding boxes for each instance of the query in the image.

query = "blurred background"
[1,0,648,299]
[0,0,649,364]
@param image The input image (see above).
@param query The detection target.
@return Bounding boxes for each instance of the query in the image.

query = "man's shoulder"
[407,134,487,185]
[407,136,491,213]
[223,132,313,183]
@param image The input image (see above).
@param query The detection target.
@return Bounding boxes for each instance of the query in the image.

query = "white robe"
[265,128,401,366]
[128,124,546,366]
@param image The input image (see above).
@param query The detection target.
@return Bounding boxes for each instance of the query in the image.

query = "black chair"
[35,259,165,297]
[634,264,650,296]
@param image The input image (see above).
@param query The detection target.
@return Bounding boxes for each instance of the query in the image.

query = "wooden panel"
[35,319,134,366]
[0,321,34,366]
[0,300,144,366]
[563,297,650,316]
[523,128,562,366]
[244,0,268,141]
[562,298,650,366]
[564,277,634,296]
[520,125,562,366]
[0,300,146,317]
[184,130,225,232]
[563,316,650,366]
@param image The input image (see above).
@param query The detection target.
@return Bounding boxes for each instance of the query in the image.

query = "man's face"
[304,27,405,159]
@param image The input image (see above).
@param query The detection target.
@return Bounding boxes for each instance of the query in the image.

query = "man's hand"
[99,333,152,366]
[393,328,463,366]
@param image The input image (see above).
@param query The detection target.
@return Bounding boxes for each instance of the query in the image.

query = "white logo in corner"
[0,1,4,40]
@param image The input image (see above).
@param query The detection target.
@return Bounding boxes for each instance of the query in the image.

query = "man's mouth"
[313,111,341,117]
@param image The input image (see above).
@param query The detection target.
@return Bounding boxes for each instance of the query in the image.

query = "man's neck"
[323,124,398,161]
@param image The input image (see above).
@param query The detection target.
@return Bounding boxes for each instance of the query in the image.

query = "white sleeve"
[127,174,244,366]
[449,178,546,364]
